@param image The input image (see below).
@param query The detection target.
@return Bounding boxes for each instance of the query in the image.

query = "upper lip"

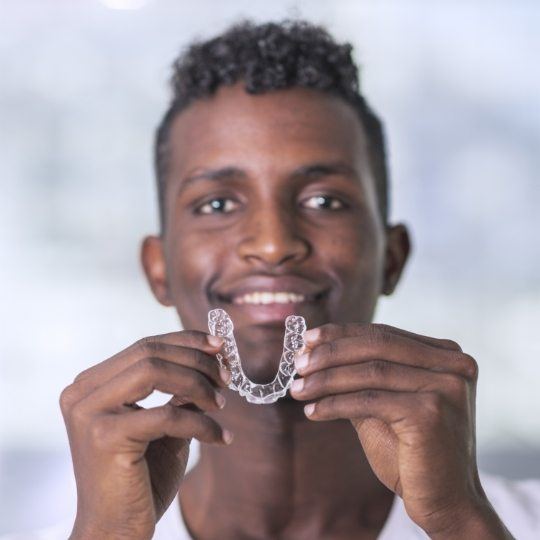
[213,275,328,303]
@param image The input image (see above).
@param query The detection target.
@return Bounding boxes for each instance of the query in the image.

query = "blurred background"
[1,0,539,534]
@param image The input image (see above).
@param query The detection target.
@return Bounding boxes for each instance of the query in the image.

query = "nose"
[237,203,310,268]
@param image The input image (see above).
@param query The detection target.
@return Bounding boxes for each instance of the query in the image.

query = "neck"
[179,391,394,539]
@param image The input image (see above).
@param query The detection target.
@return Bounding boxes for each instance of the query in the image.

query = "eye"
[196,197,239,215]
[300,195,345,210]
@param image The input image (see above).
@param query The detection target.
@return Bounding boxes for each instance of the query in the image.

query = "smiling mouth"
[216,290,326,306]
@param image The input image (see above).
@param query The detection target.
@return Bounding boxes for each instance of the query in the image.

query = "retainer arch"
[207,308,306,404]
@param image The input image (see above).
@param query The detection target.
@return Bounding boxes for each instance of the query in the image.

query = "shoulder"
[480,470,540,539]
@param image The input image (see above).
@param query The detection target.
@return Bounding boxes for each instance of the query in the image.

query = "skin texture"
[61,83,514,539]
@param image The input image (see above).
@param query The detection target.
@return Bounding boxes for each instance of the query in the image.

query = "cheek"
[167,233,229,329]
[316,216,385,320]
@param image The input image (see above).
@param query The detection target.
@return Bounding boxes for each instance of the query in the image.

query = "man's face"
[143,83,408,383]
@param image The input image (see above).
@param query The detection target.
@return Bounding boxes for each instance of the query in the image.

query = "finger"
[77,357,226,414]
[72,339,229,406]
[290,360,469,408]
[74,331,226,388]
[304,323,462,353]
[303,389,429,426]
[94,405,232,447]
[296,333,477,380]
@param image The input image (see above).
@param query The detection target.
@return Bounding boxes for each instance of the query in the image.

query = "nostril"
[237,228,310,267]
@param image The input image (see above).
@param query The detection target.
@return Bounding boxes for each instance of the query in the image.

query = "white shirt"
[3,471,540,539]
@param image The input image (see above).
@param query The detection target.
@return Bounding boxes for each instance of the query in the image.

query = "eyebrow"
[176,160,358,196]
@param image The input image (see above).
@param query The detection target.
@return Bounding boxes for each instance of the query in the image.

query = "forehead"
[166,83,371,192]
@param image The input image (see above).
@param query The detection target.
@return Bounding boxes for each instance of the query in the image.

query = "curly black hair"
[154,19,389,233]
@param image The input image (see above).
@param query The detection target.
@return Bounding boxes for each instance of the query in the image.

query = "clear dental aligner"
[208,308,306,404]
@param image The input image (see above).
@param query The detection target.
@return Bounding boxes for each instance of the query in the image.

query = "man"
[50,19,538,540]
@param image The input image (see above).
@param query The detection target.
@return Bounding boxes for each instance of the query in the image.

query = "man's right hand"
[59,330,232,540]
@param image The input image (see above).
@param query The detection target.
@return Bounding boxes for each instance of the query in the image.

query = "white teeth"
[234,292,306,305]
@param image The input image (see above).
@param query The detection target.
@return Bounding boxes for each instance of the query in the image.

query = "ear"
[140,235,174,307]
[382,223,411,295]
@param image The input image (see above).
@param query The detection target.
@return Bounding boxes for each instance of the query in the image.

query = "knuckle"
[311,339,339,366]
[192,348,210,369]
[136,335,160,357]
[319,394,337,413]
[442,373,466,400]
[317,323,340,341]
[194,415,219,441]
[373,323,393,333]
[200,416,218,436]
[59,385,77,414]
[183,371,202,393]
[187,379,203,398]
[326,340,339,363]
[149,340,168,356]
[137,355,163,376]
[343,322,363,336]
[180,347,216,380]
[187,330,212,347]
[182,371,214,401]
[461,353,479,379]
[136,336,151,356]
[181,330,207,344]
[361,389,380,404]
[89,417,111,447]
[134,358,165,396]
[69,401,88,425]
[192,373,214,400]
[368,324,392,346]
[159,405,178,425]
[73,368,92,383]
[440,339,462,352]
[422,392,444,420]
[366,359,389,379]
[309,369,329,392]
[312,341,330,367]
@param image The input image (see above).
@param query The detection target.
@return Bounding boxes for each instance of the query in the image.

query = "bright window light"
[99,0,150,10]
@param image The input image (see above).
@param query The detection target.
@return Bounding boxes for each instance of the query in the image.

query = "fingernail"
[219,367,231,385]
[304,328,320,344]
[291,378,304,394]
[222,429,234,444]
[304,403,315,417]
[295,353,309,372]
[215,392,226,409]
[207,335,224,347]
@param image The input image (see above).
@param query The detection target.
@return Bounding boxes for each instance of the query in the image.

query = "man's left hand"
[290,322,511,538]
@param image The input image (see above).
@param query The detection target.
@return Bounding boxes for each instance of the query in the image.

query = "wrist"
[70,519,153,540]
[428,499,514,540]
